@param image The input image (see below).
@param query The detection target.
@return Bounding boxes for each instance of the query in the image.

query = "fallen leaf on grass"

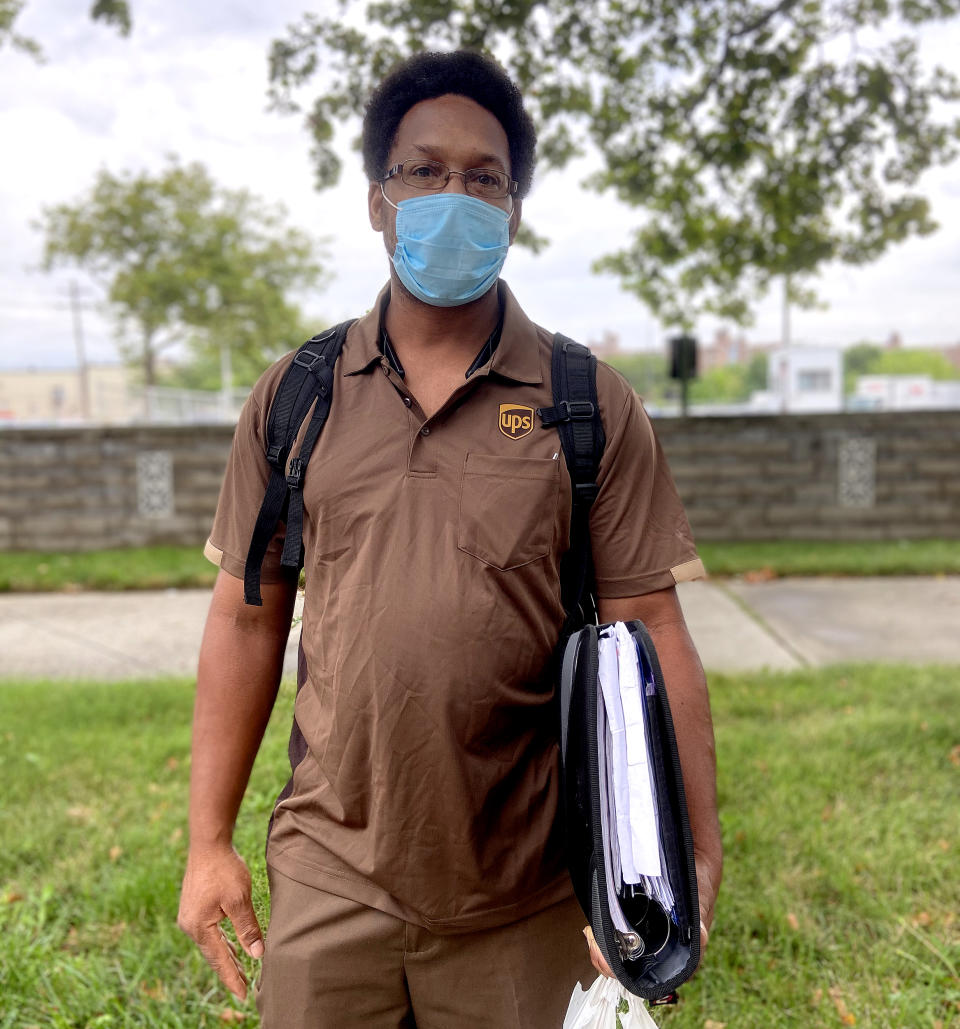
[742,567,776,583]
[828,986,856,1024]
[786,912,799,931]
[950,745,960,768]
[149,801,170,822]
[937,839,950,851]
[220,1011,246,1023]
[109,846,123,862]
[911,911,932,927]
[169,827,183,844]
[4,890,24,904]
[166,757,180,771]
[140,980,165,1001]
[703,1021,727,1029]
[811,988,823,1006]
[66,805,94,822]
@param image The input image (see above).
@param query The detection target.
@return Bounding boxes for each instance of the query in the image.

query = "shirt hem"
[266,844,575,935]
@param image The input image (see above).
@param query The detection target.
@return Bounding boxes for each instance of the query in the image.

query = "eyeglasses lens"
[399,160,511,199]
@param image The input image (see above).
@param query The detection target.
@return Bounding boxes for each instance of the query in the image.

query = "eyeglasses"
[380,159,518,200]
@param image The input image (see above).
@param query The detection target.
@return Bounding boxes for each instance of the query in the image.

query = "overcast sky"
[1,0,958,371]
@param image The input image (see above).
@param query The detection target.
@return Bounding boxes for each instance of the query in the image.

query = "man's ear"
[369,181,384,232]
[508,199,523,245]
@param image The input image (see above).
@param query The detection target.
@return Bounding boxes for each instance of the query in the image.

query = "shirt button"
[403,396,412,407]
[420,426,430,437]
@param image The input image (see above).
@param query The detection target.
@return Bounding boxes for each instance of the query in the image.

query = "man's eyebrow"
[411,143,507,170]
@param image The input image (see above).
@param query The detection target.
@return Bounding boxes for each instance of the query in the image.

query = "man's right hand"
[178,845,265,1000]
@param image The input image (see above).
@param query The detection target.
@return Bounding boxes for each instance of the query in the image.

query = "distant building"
[752,346,844,413]
[0,364,135,424]
[853,375,960,410]
[586,330,623,359]
[0,364,247,425]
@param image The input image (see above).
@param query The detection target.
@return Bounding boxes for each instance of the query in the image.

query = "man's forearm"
[596,589,723,926]
[642,618,722,923]
[188,571,297,851]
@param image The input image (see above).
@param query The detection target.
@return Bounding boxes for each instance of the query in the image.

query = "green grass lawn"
[1,666,958,1028]
[3,539,960,593]
[0,547,217,593]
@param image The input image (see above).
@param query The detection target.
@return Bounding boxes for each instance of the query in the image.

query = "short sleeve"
[589,365,705,598]
[204,358,293,583]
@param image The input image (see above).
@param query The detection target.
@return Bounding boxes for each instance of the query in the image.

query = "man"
[178,50,721,1028]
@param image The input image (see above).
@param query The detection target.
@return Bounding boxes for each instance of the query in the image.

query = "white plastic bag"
[562,975,659,1029]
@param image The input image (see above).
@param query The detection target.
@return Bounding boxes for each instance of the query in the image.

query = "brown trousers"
[255,867,596,1028]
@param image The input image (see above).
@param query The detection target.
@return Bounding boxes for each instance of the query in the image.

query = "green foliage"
[606,351,671,401]
[1,0,131,59]
[697,538,960,577]
[38,157,328,385]
[89,0,131,36]
[0,546,217,592]
[608,349,769,404]
[843,342,960,392]
[268,1,960,327]
[2,665,959,1025]
[0,0,39,56]
[689,352,770,404]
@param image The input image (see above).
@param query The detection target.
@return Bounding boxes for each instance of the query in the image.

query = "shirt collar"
[340,280,542,385]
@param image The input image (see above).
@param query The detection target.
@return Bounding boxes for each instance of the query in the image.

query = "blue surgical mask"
[381,189,511,308]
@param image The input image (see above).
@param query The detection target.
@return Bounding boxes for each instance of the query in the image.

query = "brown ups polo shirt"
[205,281,704,933]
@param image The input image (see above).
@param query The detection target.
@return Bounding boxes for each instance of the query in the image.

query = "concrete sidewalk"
[2,576,958,681]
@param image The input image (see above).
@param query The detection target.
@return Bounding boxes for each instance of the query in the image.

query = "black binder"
[559,620,700,1001]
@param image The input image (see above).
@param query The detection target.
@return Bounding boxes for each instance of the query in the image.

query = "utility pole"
[69,281,91,420]
[220,341,233,420]
[782,275,792,348]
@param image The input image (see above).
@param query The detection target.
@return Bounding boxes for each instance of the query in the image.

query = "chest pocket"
[458,453,561,570]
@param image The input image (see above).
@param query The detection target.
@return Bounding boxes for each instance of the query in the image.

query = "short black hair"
[361,50,537,199]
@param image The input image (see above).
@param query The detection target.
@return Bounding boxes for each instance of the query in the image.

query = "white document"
[615,622,662,877]
[596,689,631,933]
[597,630,637,883]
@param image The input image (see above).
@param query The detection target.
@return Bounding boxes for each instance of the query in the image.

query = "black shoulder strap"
[243,319,354,606]
[537,334,606,633]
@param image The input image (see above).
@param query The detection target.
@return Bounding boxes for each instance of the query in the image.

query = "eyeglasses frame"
[379,159,519,199]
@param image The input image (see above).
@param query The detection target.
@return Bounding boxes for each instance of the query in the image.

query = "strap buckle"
[559,400,594,421]
[573,481,599,504]
[286,456,304,489]
[293,349,326,373]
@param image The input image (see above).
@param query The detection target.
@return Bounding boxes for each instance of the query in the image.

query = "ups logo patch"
[498,404,534,440]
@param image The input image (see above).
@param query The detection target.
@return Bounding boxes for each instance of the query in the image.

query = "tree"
[843,342,960,392]
[267,0,960,329]
[1,0,130,59]
[39,158,327,386]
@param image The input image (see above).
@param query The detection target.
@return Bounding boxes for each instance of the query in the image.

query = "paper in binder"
[559,620,700,1001]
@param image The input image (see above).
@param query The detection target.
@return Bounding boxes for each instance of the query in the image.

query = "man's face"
[368,93,522,258]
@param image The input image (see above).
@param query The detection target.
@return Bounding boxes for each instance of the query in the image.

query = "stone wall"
[656,410,960,541]
[0,426,232,551]
[1,410,958,551]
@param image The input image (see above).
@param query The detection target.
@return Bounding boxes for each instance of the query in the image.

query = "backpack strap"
[243,319,354,606]
[537,334,606,633]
